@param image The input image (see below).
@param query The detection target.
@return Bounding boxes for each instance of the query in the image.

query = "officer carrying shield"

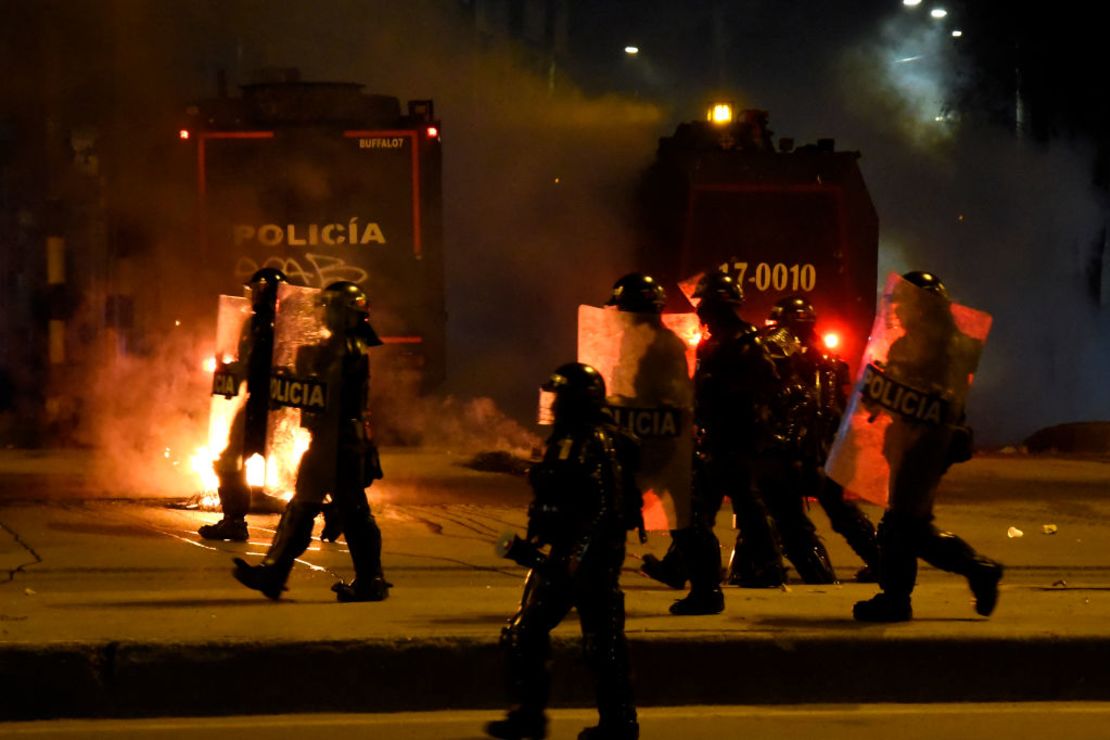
[754,295,880,582]
[851,271,1003,622]
[589,274,697,605]
[668,271,783,616]
[488,363,639,740]
[199,268,287,542]
[232,281,390,602]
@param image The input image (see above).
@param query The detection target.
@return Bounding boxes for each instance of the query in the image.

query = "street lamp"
[930,8,948,19]
[903,0,922,6]
[624,46,639,56]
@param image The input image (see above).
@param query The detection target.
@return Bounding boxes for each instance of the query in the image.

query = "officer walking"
[850,271,1003,621]
[199,268,287,542]
[232,281,390,602]
[753,295,880,582]
[488,363,639,740]
[667,271,783,616]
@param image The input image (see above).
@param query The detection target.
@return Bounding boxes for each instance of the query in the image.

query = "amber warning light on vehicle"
[707,103,734,125]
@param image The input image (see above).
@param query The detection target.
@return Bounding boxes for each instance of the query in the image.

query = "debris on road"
[1042,524,1058,535]
[1007,526,1024,538]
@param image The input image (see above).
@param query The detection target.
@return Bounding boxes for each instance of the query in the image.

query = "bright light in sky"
[903,0,922,5]
[624,46,639,56]
[930,8,948,19]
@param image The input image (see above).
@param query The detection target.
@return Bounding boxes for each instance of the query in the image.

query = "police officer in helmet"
[668,270,783,615]
[488,363,639,740]
[233,280,389,602]
[199,267,287,542]
[853,271,1002,621]
[756,295,879,583]
[605,272,666,314]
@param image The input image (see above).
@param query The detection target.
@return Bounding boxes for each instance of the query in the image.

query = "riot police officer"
[853,271,1002,621]
[754,295,880,582]
[232,281,390,602]
[487,363,639,740]
[199,268,286,542]
[599,274,697,598]
[668,271,783,616]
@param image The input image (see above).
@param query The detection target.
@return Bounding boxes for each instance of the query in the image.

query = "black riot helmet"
[247,268,287,312]
[606,272,666,314]
[541,362,607,426]
[769,295,817,328]
[693,271,744,306]
[901,271,949,299]
[320,281,383,345]
[693,271,744,327]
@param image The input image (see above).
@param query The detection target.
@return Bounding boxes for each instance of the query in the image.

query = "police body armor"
[694,319,778,457]
[761,324,850,466]
[578,305,695,531]
[497,413,638,737]
[826,273,992,508]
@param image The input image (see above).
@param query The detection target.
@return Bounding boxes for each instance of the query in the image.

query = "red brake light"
[425,126,439,139]
[178,129,190,140]
[823,332,841,350]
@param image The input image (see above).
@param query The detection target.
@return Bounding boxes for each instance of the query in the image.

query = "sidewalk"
[2,450,1110,719]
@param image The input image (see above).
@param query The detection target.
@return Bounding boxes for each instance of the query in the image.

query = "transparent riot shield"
[578,305,697,531]
[825,273,992,506]
[205,294,251,498]
[265,283,334,499]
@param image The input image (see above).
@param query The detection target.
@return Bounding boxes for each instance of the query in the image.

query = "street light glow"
[930,7,948,18]
[903,0,922,6]
[624,46,639,56]
[951,29,963,37]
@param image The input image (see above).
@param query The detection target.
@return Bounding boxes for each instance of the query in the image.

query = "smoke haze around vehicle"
[37,1,1110,486]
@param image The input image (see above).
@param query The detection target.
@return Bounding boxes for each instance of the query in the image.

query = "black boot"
[917,528,1004,617]
[199,516,248,542]
[486,712,547,739]
[725,504,786,588]
[669,587,724,616]
[853,592,912,622]
[232,501,317,600]
[232,558,286,600]
[854,512,918,622]
[332,576,391,602]
[785,539,837,585]
[969,560,1003,616]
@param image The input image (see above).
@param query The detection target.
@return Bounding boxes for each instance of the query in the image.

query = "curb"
[3,634,1108,720]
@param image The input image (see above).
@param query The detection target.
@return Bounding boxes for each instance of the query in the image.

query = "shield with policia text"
[206,293,251,487]
[825,273,992,506]
[264,283,336,498]
[578,305,699,531]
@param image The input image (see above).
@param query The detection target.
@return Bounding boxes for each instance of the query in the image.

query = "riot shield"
[825,273,992,506]
[207,294,251,491]
[265,283,336,499]
[578,305,696,531]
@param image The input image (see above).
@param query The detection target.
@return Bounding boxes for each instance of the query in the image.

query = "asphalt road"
[2,449,1110,719]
